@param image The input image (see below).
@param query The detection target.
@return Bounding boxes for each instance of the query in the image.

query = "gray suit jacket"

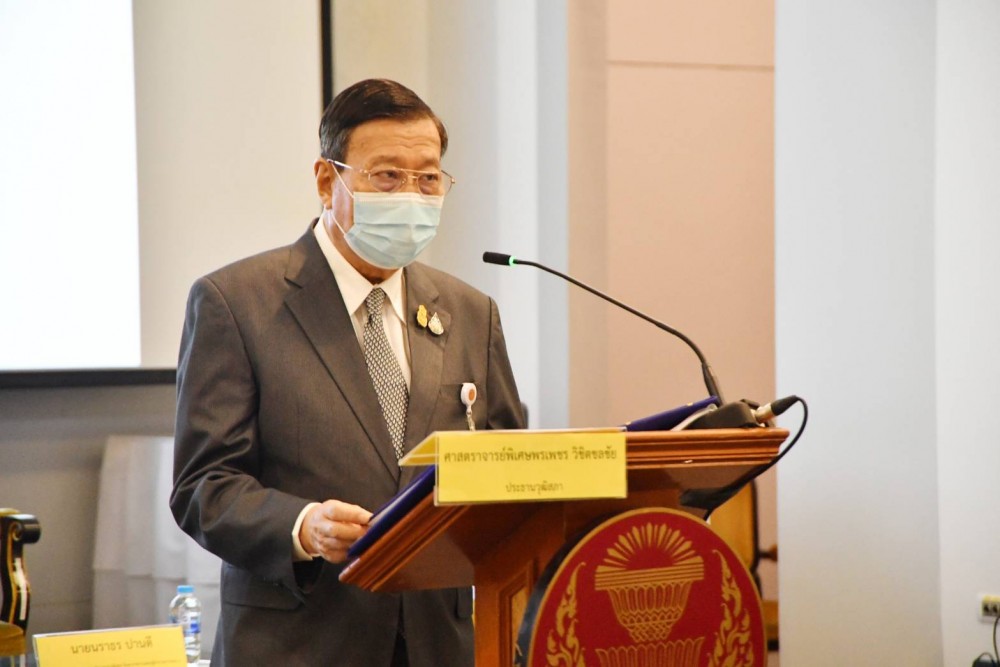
[170,224,525,666]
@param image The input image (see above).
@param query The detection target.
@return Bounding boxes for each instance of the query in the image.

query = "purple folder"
[624,396,720,431]
[346,465,437,560]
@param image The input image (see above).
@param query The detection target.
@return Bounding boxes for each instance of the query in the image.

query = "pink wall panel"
[568,2,777,606]
[608,0,773,67]
[604,65,774,420]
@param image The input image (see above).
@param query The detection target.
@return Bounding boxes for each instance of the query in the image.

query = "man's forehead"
[345,117,441,165]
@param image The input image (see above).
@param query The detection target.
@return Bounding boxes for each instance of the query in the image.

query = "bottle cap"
[177,584,194,594]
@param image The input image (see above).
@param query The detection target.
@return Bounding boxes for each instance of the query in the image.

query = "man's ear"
[314,158,334,209]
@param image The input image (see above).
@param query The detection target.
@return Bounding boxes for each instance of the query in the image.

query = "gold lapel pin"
[416,304,428,328]
[429,312,444,336]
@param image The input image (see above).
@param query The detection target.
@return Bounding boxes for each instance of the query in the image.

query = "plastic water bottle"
[168,584,202,664]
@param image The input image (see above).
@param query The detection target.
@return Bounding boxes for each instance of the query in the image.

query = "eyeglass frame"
[329,159,456,197]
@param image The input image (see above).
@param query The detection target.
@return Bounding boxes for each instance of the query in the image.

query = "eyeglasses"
[331,160,455,197]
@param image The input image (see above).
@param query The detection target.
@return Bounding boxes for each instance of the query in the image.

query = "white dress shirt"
[312,220,411,386]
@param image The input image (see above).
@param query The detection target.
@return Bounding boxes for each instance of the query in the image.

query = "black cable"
[994,614,999,664]
[755,396,807,476]
[971,617,1000,665]
[698,396,809,520]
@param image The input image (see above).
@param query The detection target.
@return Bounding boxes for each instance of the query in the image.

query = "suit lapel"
[400,263,450,489]
[283,227,399,480]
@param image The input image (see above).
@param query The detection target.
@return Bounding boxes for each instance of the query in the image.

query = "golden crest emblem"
[516,508,763,667]
[415,304,429,328]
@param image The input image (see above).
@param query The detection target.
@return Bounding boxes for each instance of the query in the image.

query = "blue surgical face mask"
[328,171,443,270]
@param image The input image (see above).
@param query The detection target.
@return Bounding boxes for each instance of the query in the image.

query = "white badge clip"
[460,382,477,431]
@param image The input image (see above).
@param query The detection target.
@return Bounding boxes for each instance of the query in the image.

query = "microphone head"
[482,251,515,266]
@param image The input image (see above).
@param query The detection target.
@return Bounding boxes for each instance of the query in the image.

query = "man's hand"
[299,500,372,563]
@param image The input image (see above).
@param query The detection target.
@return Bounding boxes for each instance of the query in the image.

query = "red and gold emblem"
[515,507,763,667]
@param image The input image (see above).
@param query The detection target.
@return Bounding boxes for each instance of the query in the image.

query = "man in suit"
[171,79,525,666]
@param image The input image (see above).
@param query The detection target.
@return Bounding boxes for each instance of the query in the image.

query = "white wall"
[776,1,943,664]
[0,0,322,638]
[779,1,1000,662]
[134,0,321,367]
[332,0,429,94]
[333,1,570,428]
[535,0,570,428]
[0,0,141,371]
[935,1,1000,664]
[425,0,567,428]
[0,0,320,371]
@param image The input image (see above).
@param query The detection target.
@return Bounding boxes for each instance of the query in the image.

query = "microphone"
[753,395,799,423]
[485,251,809,517]
[482,251,725,403]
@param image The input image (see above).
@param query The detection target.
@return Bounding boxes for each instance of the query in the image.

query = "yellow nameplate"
[33,624,187,667]
[428,430,627,504]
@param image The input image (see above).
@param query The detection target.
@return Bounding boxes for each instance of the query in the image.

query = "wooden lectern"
[339,427,787,666]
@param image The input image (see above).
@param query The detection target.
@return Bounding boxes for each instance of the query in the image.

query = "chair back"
[709,483,761,583]
[708,483,780,650]
[0,509,41,657]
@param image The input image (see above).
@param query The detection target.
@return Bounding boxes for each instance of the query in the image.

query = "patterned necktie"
[363,288,409,459]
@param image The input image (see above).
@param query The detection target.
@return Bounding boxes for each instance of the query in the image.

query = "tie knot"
[365,288,386,319]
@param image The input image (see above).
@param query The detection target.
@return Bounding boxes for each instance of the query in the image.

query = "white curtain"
[92,436,220,655]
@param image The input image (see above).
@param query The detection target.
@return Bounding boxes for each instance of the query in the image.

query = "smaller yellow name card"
[417,430,626,504]
[33,624,187,667]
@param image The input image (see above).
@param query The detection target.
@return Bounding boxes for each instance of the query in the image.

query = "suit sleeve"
[485,297,527,430]
[170,276,309,594]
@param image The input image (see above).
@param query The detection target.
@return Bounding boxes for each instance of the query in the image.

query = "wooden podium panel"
[339,427,786,666]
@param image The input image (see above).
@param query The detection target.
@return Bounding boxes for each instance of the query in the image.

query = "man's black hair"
[319,78,448,163]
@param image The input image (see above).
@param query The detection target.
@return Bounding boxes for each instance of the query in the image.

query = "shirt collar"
[312,220,406,321]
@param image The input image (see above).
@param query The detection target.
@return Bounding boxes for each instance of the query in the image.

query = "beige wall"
[569,0,774,422]
[0,386,175,636]
[568,0,777,592]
